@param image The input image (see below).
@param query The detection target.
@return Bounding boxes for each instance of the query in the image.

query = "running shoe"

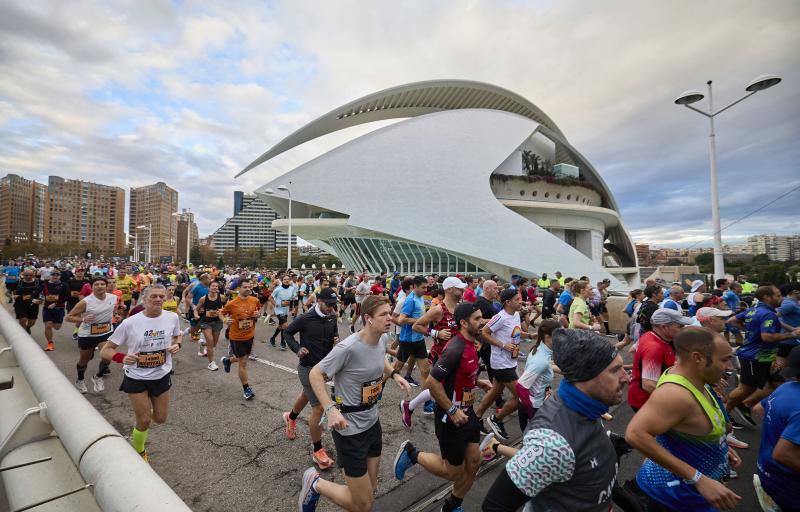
[298,467,320,512]
[139,450,150,463]
[488,415,509,442]
[400,400,413,429]
[479,422,490,436]
[312,448,334,470]
[91,374,105,393]
[405,375,420,387]
[393,440,416,480]
[728,468,738,479]
[72,331,78,341]
[243,386,255,400]
[45,341,55,351]
[735,405,757,427]
[421,400,434,415]
[283,411,297,440]
[480,432,497,461]
[279,344,287,352]
[197,348,208,357]
[248,352,258,361]
[221,356,231,373]
[726,433,749,449]
[269,339,277,347]
[753,474,780,512]
[207,361,219,371]
[440,506,463,512]
[730,418,745,430]
[75,379,88,394]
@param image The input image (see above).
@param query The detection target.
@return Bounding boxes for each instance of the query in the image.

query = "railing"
[0,280,191,512]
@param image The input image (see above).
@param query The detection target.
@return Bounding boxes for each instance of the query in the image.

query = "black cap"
[318,287,339,305]
[781,345,800,379]
[553,329,618,382]
[453,302,480,327]
[500,289,518,303]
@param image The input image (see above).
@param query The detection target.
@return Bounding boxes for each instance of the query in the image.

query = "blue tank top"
[636,371,729,511]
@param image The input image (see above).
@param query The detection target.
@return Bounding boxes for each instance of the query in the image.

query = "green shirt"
[568,297,590,328]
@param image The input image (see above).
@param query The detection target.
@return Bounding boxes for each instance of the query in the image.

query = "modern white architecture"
[239,80,639,288]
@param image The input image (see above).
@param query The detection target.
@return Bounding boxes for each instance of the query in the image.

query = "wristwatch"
[682,469,702,485]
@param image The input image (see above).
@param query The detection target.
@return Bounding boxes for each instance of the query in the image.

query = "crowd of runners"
[2,257,799,512]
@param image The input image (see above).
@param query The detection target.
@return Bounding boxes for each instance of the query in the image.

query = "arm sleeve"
[429,339,463,381]
[317,339,350,379]
[504,428,575,497]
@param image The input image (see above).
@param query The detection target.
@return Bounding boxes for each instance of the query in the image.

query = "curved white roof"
[238,79,565,176]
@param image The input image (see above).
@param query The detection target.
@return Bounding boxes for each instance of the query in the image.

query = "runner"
[568,281,600,331]
[282,287,340,470]
[298,296,410,512]
[3,259,20,303]
[66,267,90,340]
[395,276,431,427]
[626,327,740,511]
[12,268,41,334]
[341,271,358,322]
[184,272,211,343]
[41,271,70,351]
[100,284,182,462]
[515,319,560,432]
[393,302,484,512]
[65,276,117,393]
[474,289,534,442]
[195,280,227,370]
[482,329,629,512]
[116,267,135,312]
[220,280,262,399]
[351,275,371,333]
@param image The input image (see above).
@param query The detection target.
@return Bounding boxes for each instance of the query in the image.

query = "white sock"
[409,389,431,411]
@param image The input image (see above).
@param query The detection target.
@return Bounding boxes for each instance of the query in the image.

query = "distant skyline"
[1,1,798,248]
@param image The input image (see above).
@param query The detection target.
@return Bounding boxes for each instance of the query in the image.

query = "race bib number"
[461,389,475,408]
[46,294,59,302]
[71,290,81,298]
[281,300,289,306]
[137,349,166,368]
[90,323,112,335]
[205,309,218,318]
[238,318,253,330]
[361,378,383,407]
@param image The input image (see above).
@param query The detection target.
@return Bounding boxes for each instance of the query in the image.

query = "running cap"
[318,287,339,305]
[696,307,733,322]
[453,302,480,327]
[442,276,467,290]
[553,329,618,382]
[500,289,518,303]
[780,346,800,379]
[651,308,694,326]
[690,279,706,292]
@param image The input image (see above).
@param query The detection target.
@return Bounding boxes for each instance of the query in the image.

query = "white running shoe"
[207,361,219,371]
[75,379,88,394]
[91,374,105,393]
[248,353,258,361]
[726,433,749,449]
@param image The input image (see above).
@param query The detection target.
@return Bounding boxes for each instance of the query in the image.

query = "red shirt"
[370,283,384,295]
[463,287,477,303]
[628,331,675,409]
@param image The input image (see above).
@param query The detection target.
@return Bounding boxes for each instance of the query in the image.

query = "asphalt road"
[11,306,763,512]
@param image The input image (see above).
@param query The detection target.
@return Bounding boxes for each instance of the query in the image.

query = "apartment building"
[211,191,295,255]
[129,182,178,263]
[175,209,199,264]
[0,174,47,244]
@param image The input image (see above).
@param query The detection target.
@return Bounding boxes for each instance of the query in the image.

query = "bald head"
[482,280,498,300]
[669,285,685,301]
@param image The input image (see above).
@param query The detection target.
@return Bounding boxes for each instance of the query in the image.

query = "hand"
[727,447,741,469]
[297,347,309,358]
[123,353,139,365]
[83,314,96,323]
[438,330,452,341]
[48,303,55,309]
[503,343,515,353]
[393,374,412,397]
[695,476,741,511]
[481,437,499,460]
[333,336,339,343]
[194,314,200,320]
[326,408,348,431]
[450,408,468,426]
[167,344,181,354]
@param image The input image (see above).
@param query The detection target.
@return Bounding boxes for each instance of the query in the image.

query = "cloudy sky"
[1,0,798,248]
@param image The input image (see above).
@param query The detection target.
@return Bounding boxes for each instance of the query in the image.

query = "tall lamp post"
[136,224,152,264]
[172,210,192,266]
[265,182,293,270]
[674,74,782,281]
[131,233,138,262]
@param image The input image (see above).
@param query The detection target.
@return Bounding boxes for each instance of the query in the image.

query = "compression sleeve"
[504,427,575,497]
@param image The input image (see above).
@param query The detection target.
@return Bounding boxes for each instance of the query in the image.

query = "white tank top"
[78,293,117,338]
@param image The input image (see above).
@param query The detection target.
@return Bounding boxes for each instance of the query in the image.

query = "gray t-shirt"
[317,332,388,436]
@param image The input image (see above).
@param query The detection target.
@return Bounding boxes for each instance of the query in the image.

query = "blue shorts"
[42,307,65,324]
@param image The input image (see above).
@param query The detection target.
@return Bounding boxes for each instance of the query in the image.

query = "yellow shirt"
[163,298,179,313]
[116,275,135,301]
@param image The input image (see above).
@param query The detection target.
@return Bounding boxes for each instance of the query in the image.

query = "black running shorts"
[230,338,254,358]
[396,340,428,362]
[119,373,171,397]
[332,420,382,478]
[434,409,480,466]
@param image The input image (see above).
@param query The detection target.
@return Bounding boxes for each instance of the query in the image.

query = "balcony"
[490,174,602,206]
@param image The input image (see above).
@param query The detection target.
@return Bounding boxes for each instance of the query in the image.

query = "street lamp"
[136,224,152,264]
[264,182,293,270]
[172,210,191,266]
[674,74,782,281]
[131,233,138,262]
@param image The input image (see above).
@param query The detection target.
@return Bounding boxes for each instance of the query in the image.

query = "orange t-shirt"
[222,296,261,341]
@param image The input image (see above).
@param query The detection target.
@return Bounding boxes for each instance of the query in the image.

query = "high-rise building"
[211,192,295,255]
[175,209,199,264]
[129,182,179,263]
[44,176,126,253]
[744,234,796,262]
[0,174,47,244]
[634,243,650,266]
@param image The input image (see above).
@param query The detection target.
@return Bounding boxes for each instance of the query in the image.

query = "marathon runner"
[269,274,295,350]
[298,295,411,512]
[66,267,90,340]
[116,267,135,312]
[100,284,182,462]
[282,287,340,470]
[626,326,740,511]
[183,272,211,343]
[395,276,431,427]
[394,302,485,512]
[220,280,262,399]
[12,268,41,334]
[3,259,20,303]
[41,271,70,351]
[66,276,117,393]
[482,328,629,512]
[195,280,227,370]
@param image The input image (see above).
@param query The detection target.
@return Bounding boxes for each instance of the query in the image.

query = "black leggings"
[482,467,529,512]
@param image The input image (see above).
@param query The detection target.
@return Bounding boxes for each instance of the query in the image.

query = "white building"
[239,80,639,288]
[210,191,295,255]
[744,234,800,261]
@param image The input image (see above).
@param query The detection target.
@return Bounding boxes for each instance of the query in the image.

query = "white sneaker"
[75,379,88,394]
[207,361,219,371]
[726,433,749,449]
[91,374,105,393]
[248,353,258,361]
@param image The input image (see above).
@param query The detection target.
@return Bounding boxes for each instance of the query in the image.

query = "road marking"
[251,356,333,387]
